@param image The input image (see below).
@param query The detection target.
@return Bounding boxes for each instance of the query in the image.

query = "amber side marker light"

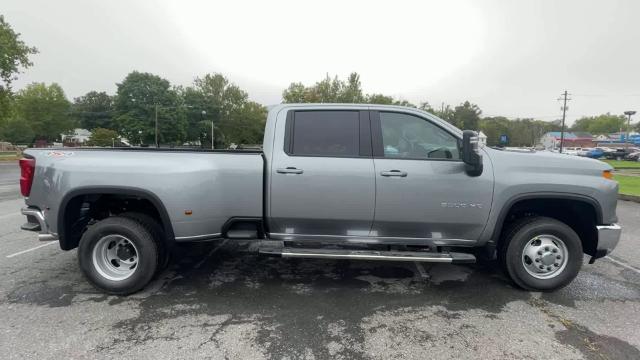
[602,170,614,180]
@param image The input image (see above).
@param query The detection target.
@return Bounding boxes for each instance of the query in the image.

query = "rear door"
[370,110,493,242]
[268,109,376,240]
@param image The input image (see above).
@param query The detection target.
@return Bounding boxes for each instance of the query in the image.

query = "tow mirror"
[462,130,483,176]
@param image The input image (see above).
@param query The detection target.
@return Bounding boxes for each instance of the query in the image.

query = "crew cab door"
[268,109,376,240]
[370,110,493,241]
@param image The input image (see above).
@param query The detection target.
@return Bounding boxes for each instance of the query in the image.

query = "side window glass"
[380,112,460,160]
[291,111,359,157]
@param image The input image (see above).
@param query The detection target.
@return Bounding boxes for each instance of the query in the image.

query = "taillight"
[19,158,35,197]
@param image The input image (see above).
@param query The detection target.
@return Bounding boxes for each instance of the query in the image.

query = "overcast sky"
[4,0,640,124]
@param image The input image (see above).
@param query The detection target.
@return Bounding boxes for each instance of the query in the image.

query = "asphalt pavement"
[0,162,20,201]
[0,174,639,359]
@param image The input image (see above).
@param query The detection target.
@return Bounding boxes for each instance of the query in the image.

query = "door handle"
[277,167,304,174]
[380,170,407,177]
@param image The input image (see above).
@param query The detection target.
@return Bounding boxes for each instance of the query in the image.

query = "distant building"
[540,132,594,150]
[595,132,640,146]
[478,131,487,146]
[61,129,91,146]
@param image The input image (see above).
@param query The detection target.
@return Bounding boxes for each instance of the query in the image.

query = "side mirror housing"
[462,130,483,176]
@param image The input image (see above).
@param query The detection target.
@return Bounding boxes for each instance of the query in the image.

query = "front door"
[269,109,376,240]
[370,110,494,241]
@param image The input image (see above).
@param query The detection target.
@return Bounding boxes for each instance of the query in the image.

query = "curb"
[619,194,640,203]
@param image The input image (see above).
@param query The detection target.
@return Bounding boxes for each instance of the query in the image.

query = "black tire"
[120,212,170,271]
[78,216,159,295]
[499,216,582,291]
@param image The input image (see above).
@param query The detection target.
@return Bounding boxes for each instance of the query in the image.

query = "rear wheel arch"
[57,186,175,250]
[493,193,601,256]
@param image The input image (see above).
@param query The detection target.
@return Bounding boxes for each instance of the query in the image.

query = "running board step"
[259,247,476,264]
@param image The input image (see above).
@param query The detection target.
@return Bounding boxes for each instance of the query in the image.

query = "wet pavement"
[1,184,639,359]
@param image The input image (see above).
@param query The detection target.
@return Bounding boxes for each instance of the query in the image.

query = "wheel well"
[59,193,173,250]
[497,198,598,256]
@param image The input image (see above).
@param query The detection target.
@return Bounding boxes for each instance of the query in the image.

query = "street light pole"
[624,110,636,148]
[154,104,159,148]
[201,110,213,149]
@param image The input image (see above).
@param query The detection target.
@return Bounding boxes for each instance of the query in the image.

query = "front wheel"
[499,216,583,291]
[78,216,159,295]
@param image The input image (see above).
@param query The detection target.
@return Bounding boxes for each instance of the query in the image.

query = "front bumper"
[595,223,622,257]
[21,207,58,241]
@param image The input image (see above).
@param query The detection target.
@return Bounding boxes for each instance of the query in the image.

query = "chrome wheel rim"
[521,234,568,279]
[92,235,139,281]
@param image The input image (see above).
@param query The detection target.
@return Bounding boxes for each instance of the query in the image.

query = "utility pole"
[154,104,159,148]
[557,91,571,153]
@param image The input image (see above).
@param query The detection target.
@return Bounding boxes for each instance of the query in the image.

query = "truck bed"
[23,148,264,241]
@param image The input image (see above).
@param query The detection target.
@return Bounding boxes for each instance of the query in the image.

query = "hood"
[484,147,611,175]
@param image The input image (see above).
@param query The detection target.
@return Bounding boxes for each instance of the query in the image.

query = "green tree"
[0,116,34,144]
[479,116,510,146]
[86,127,118,147]
[222,101,267,145]
[419,102,435,113]
[338,73,364,103]
[72,91,114,130]
[281,83,307,103]
[392,99,416,108]
[189,73,267,147]
[282,73,417,107]
[0,15,38,132]
[366,93,395,104]
[114,71,187,145]
[452,101,481,130]
[179,86,210,145]
[430,104,455,124]
[479,117,560,147]
[571,113,627,135]
[14,83,72,141]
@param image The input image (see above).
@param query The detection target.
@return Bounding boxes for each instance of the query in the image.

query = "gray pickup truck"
[19,104,621,294]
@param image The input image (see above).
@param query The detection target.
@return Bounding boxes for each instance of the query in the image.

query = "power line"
[572,93,640,97]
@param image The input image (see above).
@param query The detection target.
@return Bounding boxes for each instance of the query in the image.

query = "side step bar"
[259,247,476,264]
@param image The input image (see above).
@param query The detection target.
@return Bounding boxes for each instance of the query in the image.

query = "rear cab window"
[285,110,370,157]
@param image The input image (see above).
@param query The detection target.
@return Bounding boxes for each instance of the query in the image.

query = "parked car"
[576,148,591,157]
[19,104,621,294]
[585,148,605,159]
[603,148,632,160]
[563,147,581,156]
[625,151,640,161]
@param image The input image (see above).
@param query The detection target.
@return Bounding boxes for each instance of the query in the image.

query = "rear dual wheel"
[78,215,165,295]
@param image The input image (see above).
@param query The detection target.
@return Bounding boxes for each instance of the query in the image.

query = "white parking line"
[6,241,57,258]
[605,256,640,274]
